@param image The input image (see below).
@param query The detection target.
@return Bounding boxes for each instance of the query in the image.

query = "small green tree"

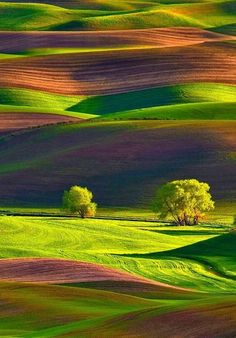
[152,179,215,225]
[63,186,97,218]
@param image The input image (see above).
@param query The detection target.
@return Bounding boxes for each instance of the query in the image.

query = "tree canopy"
[63,186,97,218]
[152,179,215,225]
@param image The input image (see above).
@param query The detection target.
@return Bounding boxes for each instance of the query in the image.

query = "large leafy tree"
[152,179,214,225]
[63,186,97,218]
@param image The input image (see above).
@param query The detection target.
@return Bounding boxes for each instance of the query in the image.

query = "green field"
[0,215,235,336]
[0,216,235,291]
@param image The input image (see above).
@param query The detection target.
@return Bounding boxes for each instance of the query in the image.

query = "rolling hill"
[70,83,236,116]
[0,42,235,95]
[1,280,234,337]
[0,215,235,336]
[0,0,235,32]
[0,27,234,122]
[0,120,235,206]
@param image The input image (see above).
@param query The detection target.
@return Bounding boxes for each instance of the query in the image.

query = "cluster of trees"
[152,179,214,225]
[63,179,215,225]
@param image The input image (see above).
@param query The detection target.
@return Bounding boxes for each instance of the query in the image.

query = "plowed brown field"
[0,42,235,95]
[0,113,80,135]
[0,258,187,292]
[80,302,236,338]
[0,28,233,52]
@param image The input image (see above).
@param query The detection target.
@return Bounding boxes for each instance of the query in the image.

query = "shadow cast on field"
[117,232,235,260]
[146,230,221,236]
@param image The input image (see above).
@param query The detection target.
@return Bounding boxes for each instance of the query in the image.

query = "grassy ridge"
[0,88,96,119]
[69,83,236,116]
[0,3,107,30]
[0,88,82,110]
[101,102,236,120]
[0,84,235,120]
[163,231,236,278]
[0,1,235,31]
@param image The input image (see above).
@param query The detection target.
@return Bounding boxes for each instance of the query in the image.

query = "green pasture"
[0,216,235,292]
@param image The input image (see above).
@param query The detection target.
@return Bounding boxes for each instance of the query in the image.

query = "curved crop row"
[0,28,232,53]
[0,42,235,95]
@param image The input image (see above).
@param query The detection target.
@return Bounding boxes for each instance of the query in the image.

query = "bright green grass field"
[0,215,235,336]
[0,216,235,292]
[0,83,235,120]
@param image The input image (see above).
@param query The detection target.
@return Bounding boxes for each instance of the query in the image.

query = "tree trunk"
[177,217,185,226]
[80,211,85,219]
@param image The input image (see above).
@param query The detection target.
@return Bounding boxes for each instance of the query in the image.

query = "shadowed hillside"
[0,120,235,207]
